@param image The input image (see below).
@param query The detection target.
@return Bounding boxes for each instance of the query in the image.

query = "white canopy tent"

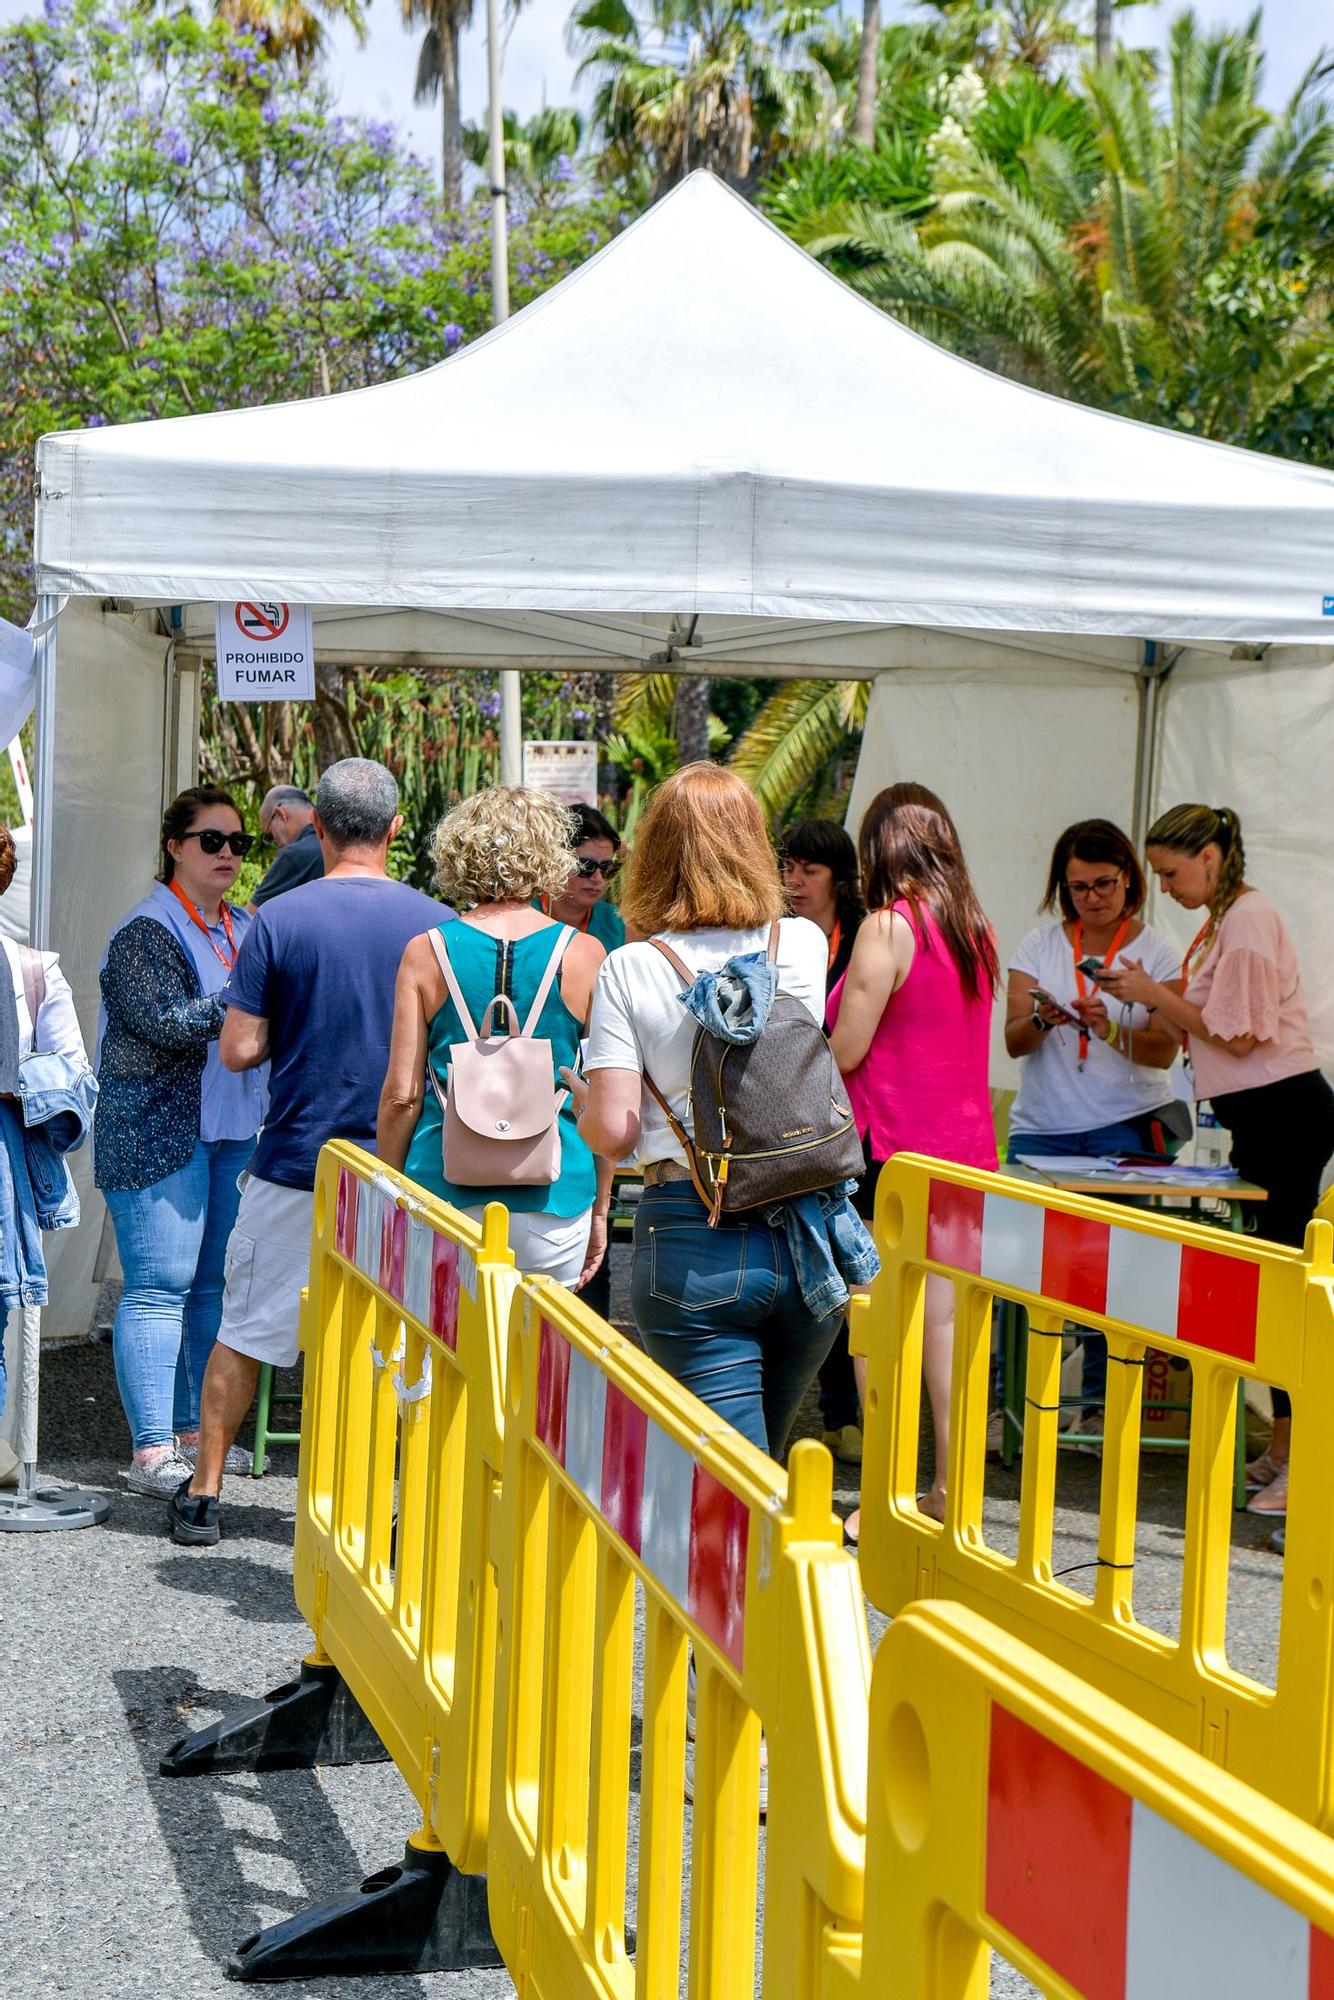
[27,169,1334,1330]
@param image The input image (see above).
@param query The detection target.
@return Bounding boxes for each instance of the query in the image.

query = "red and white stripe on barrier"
[333,1165,469,1350]
[986,1705,1334,1998]
[925,1179,1261,1363]
[534,1317,749,1671]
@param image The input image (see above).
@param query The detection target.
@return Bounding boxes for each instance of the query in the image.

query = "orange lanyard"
[539,893,591,933]
[1073,917,1131,1068]
[1177,917,1214,1056]
[826,916,842,973]
[170,879,237,970]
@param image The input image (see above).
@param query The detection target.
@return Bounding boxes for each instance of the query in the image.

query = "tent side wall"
[38,602,193,1336]
[847,665,1144,1090]
[1154,649,1334,1075]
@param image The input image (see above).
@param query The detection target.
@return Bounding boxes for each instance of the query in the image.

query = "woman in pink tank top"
[828,783,998,1526]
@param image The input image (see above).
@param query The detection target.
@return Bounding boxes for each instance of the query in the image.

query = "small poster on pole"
[522,740,598,809]
[214,601,315,701]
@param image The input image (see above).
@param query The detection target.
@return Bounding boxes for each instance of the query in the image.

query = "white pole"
[30,594,56,949]
[487,0,523,787]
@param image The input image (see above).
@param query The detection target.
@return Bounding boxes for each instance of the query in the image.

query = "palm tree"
[404,0,473,210]
[727,678,869,822]
[212,0,367,71]
[568,0,842,200]
[786,15,1334,451]
[462,104,586,202]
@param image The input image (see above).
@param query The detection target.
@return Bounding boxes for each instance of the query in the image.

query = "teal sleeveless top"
[405,920,595,1217]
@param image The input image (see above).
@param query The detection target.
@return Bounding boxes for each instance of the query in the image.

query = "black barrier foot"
[158,1661,389,1777]
[226,1839,503,1981]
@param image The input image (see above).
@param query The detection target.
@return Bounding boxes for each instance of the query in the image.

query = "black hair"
[1041,819,1147,924]
[570,803,620,850]
[780,818,867,932]
[158,786,241,884]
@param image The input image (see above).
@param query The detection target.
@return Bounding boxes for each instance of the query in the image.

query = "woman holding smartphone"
[1004,820,1183,1437]
[1098,804,1334,1519]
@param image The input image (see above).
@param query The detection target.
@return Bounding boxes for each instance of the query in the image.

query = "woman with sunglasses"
[96,787,267,1496]
[537,804,626,951]
[1004,820,1183,1438]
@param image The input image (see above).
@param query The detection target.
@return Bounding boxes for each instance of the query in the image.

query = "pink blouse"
[828,902,996,1169]
[1184,890,1315,1101]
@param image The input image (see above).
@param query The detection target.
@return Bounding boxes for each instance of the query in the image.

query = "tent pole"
[1132,641,1162,848]
[486,0,522,787]
[30,594,57,950]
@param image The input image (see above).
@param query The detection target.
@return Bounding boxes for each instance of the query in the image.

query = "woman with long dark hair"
[828,783,998,1524]
[1099,803,1334,1519]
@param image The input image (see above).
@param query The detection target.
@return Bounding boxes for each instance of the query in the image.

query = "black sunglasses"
[574,856,619,880]
[182,829,254,857]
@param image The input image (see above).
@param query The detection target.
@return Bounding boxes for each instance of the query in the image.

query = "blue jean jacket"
[0,1054,98,1312]
[760,1181,880,1320]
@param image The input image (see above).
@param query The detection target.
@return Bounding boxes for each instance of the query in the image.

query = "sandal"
[1246,1464,1288,1517]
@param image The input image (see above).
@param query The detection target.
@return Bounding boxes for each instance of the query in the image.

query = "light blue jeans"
[106,1138,253,1449]
[631,1183,842,1457]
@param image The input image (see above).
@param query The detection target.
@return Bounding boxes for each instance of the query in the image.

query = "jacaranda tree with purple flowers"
[0,0,622,621]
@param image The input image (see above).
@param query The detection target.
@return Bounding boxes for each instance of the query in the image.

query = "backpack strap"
[426,926,480,1042]
[765,919,780,964]
[18,946,45,1032]
[640,1068,717,1218]
[522,924,575,1037]
[649,936,695,985]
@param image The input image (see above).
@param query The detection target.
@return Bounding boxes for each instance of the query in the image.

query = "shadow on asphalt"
[113,1666,429,1995]
[154,1553,308,1623]
[94,1495,297,1547]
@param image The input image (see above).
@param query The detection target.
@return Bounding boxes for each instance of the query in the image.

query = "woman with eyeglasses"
[1004,820,1183,1437]
[536,803,627,952]
[96,787,267,1496]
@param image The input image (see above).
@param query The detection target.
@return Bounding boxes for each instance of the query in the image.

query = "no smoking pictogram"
[235,601,290,642]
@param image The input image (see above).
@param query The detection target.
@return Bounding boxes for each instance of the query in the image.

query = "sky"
[0,0,1325,178]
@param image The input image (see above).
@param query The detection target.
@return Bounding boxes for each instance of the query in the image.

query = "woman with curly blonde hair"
[378,786,611,1286]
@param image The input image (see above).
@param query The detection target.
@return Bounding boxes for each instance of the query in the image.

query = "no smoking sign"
[215,599,314,702]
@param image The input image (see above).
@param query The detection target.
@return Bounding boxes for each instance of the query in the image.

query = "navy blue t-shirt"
[225,875,454,1190]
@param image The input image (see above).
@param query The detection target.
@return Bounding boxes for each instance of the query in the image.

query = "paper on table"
[1017,1156,1127,1174]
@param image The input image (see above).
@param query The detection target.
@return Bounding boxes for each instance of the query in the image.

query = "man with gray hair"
[169,759,454,1544]
[247,783,323,910]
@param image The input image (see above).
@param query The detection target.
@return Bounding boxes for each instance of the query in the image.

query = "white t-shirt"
[585,918,827,1166]
[1008,920,1182,1136]
[1,937,85,1062]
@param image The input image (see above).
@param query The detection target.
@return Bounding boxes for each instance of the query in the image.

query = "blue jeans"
[1007,1120,1158,1406]
[630,1183,842,1457]
[106,1138,253,1449]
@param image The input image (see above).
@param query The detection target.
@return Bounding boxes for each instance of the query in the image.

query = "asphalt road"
[1,1265,1285,2000]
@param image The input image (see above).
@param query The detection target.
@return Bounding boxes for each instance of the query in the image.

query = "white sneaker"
[123,1451,194,1498]
[175,1439,253,1476]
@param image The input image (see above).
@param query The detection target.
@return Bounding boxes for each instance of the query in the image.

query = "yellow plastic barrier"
[294,1140,517,1874]
[855,1155,1334,1828]
[860,1599,1334,1999]
[486,1272,871,2000]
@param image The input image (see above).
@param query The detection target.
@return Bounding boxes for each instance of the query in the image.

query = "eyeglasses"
[181,829,255,858]
[574,857,620,880]
[1066,873,1123,899]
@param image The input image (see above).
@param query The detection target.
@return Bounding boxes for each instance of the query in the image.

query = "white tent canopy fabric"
[35,173,1334,647]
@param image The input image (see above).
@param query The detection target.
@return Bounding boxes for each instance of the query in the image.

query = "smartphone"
[1075,956,1107,978]
[1028,986,1083,1029]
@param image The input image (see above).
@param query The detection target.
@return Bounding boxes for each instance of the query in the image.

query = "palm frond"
[728,680,868,820]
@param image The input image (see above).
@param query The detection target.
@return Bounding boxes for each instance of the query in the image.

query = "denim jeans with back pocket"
[630,1182,842,1458]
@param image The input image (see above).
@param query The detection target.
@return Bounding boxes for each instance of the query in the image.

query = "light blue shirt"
[141,884,267,1144]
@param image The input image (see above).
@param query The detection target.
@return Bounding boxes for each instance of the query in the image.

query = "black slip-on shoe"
[168,1477,221,1546]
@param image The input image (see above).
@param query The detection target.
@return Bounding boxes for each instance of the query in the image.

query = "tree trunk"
[853,0,881,147]
[313,660,357,773]
[593,670,619,805]
[441,19,463,212]
[1094,0,1112,65]
[673,675,712,768]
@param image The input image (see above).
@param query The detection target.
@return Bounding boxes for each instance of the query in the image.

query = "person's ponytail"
[1209,807,1247,927]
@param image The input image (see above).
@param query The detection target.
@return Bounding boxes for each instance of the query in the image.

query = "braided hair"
[1145,803,1247,965]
